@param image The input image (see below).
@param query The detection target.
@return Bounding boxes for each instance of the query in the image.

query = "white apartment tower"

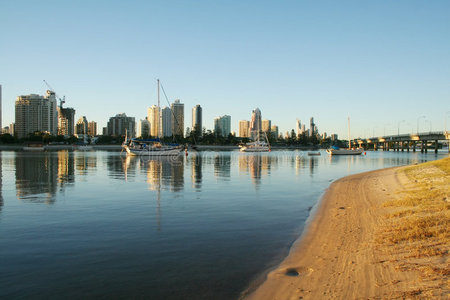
[239,120,250,138]
[214,115,231,137]
[15,90,58,139]
[296,119,301,136]
[161,106,172,137]
[262,119,271,132]
[250,108,262,140]
[137,118,151,138]
[147,105,160,138]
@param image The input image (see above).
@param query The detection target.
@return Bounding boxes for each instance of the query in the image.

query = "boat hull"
[124,146,183,156]
[239,146,270,152]
[326,148,364,155]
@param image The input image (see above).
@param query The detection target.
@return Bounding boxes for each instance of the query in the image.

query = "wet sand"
[244,162,449,299]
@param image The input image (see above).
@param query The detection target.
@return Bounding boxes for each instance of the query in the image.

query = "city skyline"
[1,1,449,138]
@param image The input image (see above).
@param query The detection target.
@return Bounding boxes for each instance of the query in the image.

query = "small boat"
[123,138,183,156]
[307,151,321,156]
[240,132,271,152]
[327,117,363,156]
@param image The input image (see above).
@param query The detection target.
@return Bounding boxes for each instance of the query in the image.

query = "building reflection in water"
[214,153,231,178]
[238,154,273,186]
[293,154,319,176]
[75,152,97,175]
[57,151,75,189]
[309,156,318,175]
[190,153,202,191]
[138,156,184,192]
[107,154,138,180]
[15,152,59,204]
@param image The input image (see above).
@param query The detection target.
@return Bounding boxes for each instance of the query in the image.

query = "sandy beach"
[244,158,449,299]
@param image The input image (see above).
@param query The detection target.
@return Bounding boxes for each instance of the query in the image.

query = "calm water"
[0,150,447,299]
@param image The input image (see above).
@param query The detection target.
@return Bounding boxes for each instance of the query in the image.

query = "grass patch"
[376,157,450,285]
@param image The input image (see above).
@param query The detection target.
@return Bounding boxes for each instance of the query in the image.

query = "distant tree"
[0,133,16,144]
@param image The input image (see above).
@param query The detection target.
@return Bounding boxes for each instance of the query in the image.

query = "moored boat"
[326,147,363,155]
[239,132,271,152]
[327,117,364,156]
[123,138,183,156]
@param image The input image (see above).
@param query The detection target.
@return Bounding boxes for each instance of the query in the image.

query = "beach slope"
[245,158,449,299]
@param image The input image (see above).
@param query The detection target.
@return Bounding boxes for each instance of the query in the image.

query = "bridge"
[355,131,450,153]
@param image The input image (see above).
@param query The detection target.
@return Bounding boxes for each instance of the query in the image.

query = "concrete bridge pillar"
[413,141,416,152]
[407,141,410,152]
[425,140,428,153]
[435,140,438,153]
[401,141,404,152]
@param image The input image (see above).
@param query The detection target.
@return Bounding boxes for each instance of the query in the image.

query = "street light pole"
[417,116,426,134]
[397,120,406,136]
[445,111,450,133]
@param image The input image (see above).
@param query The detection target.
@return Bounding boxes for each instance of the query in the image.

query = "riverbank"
[244,157,449,299]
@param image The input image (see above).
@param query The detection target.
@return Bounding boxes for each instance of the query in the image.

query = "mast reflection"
[0,152,3,212]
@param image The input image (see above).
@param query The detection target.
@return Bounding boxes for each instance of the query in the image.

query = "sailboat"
[327,117,363,155]
[122,79,184,156]
[239,132,271,152]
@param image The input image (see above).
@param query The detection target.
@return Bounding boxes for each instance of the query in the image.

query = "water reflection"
[0,152,3,212]
[190,153,202,191]
[214,154,231,178]
[15,153,59,203]
[75,152,97,175]
[238,154,274,186]
[57,151,75,188]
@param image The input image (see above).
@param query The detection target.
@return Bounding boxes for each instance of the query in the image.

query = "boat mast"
[157,79,161,139]
[348,116,351,148]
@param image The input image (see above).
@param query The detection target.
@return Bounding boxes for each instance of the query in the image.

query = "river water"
[0,150,447,299]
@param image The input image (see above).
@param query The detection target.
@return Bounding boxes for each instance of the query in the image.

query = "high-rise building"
[262,119,271,133]
[239,120,250,138]
[0,84,2,129]
[161,106,172,137]
[310,117,315,137]
[214,115,231,137]
[76,116,88,137]
[296,119,301,136]
[250,108,262,139]
[88,121,97,137]
[271,125,279,139]
[57,101,75,136]
[8,123,15,135]
[171,99,184,137]
[15,90,58,139]
[106,113,135,137]
[137,118,150,138]
[147,105,160,138]
[301,124,306,134]
[192,105,202,135]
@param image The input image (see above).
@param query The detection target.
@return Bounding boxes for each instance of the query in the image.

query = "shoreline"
[244,159,449,299]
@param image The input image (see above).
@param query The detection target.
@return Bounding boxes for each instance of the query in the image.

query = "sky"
[1,0,449,138]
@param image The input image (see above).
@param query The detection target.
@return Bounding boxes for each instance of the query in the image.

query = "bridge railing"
[363,131,446,141]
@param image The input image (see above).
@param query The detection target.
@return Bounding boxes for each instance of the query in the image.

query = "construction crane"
[43,80,65,108]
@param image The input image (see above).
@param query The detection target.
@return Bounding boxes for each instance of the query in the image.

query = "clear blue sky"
[1,0,449,138]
